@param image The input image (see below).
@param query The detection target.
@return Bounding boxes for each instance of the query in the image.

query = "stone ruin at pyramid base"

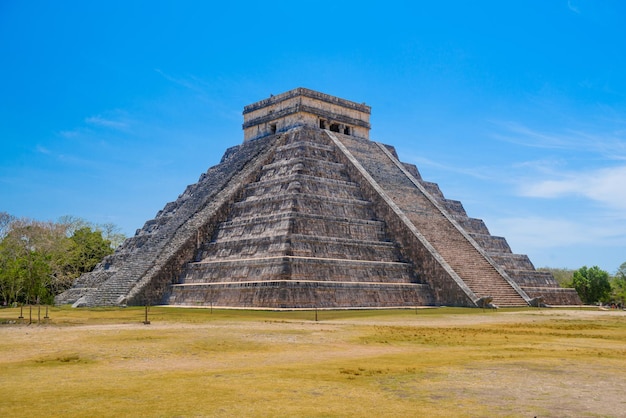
[56,88,582,309]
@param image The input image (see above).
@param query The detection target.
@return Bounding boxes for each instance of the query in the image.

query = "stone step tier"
[179,256,419,284]
[245,173,361,201]
[170,254,432,308]
[169,280,433,308]
[260,158,349,183]
[505,269,582,305]
[213,212,386,243]
[229,193,375,220]
[200,234,400,262]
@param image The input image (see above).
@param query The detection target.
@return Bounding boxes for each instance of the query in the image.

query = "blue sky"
[1,1,625,272]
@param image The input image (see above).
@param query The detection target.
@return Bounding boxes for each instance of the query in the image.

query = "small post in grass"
[18,304,24,319]
[44,305,50,320]
[143,304,151,325]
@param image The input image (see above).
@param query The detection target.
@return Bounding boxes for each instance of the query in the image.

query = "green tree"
[57,215,91,236]
[68,227,112,275]
[100,222,126,249]
[0,237,26,305]
[0,215,118,305]
[572,265,611,304]
[0,221,60,304]
[58,215,126,249]
[611,262,626,306]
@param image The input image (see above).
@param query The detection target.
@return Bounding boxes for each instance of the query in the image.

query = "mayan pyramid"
[56,88,581,308]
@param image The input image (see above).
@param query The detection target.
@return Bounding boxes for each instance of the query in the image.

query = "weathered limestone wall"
[170,281,432,309]
[243,88,371,141]
[179,257,419,285]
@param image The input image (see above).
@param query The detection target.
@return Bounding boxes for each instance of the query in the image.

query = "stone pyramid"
[57,88,581,308]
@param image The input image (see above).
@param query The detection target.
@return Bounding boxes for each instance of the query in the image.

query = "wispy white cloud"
[402,154,498,181]
[491,121,573,150]
[487,211,623,269]
[511,158,567,173]
[154,68,207,93]
[85,114,129,130]
[490,120,626,162]
[491,121,626,159]
[33,141,103,168]
[567,0,581,14]
[490,214,626,252]
[565,129,626,160]
[36,145,51,155]
[490,216,586,249]
[519,165,626,211]
[57,110,133,140]
[58,130,82,139]
[153,69,241,122]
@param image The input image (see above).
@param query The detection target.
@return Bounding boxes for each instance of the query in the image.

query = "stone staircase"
[329,131,529,307]
[402,166,580,306]
[167,128,434,308]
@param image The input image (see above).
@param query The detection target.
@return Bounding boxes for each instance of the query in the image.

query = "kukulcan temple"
[56,88,581,308]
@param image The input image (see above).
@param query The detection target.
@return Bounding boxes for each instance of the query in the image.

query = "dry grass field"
[1,306,625,417]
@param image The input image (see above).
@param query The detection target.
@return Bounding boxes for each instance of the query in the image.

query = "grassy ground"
[1,306,625,417]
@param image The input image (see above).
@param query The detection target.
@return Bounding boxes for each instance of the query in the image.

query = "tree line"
[0,212,125,306]
[540,263,626,306]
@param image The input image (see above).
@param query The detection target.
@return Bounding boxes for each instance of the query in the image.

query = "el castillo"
[56,88,581,309]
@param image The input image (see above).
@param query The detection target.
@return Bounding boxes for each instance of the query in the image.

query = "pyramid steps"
[200,234,400,262]
[230,192,376,220]
[170,257,430,308]
[167,128,433,308]
[168,280,432,309]
[469,234,512,253]
[330,131,529,307]
[260,157,348,182]
[179,256,417,284]
[214,212,386,242]
[244,173,360,201]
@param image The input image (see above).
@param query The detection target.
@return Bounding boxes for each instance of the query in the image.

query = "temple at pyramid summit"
[57,88,581,308]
